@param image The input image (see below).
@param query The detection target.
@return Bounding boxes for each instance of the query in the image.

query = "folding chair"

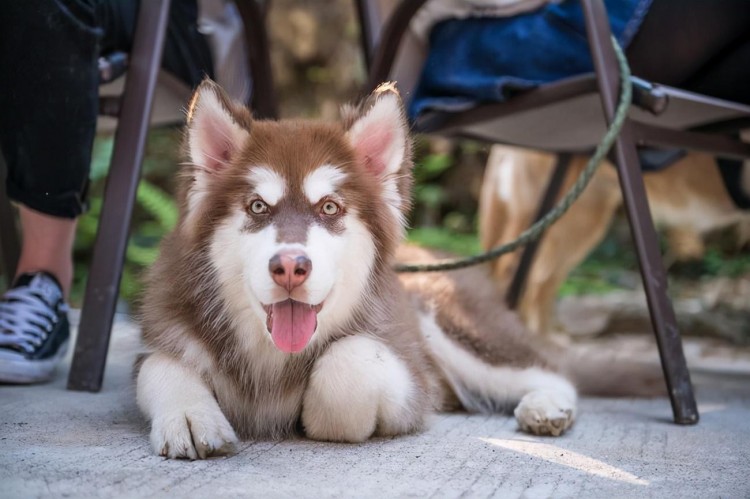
[356,0,750,425]
[0,0,276,392]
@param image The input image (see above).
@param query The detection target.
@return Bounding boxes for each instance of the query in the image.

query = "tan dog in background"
[479,145,750,335]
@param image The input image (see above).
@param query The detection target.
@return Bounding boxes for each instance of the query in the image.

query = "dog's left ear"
[346,84,409,178]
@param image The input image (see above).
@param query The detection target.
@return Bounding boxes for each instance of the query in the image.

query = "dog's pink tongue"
[271,299,317,353]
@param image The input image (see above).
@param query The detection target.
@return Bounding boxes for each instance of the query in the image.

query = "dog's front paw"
[150,406,239,459]
[302,399,377,443]
[301,336,419,443]
[514,389,576,437]
[301,364,379,443]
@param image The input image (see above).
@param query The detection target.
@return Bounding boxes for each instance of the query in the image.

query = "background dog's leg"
[301,336,423,442]
[520,159,621,334]
[137,353,238,459]
[480,148,621,334]
[481,146,549,291]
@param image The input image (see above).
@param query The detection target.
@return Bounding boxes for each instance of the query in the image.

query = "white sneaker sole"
[0,340,69,384]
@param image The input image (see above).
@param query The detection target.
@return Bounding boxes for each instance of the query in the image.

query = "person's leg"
[626,0,750,217]
[0,0,215,383]
[683,40,750,106]
[15,208,78,298]
[1,0,214,298]
[0,1,101,382]
[626,0,750,103]
[0,1,101,296]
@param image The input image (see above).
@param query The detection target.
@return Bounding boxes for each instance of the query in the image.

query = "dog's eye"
[321,201,340,216]
[250,200,269,214]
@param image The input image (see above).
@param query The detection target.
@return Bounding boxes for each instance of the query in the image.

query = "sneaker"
[0,272,70,383]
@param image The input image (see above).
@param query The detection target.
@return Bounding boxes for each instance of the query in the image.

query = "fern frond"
[136,180,178,230]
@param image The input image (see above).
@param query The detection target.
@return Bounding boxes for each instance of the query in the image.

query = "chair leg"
[612,128,698,424]
[365,0,429,93]
[506,153,571,309]
[0,156,20,285]
[67,0,172,392]
[582,0,698,424]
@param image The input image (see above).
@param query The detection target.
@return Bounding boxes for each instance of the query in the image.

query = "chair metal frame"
[356,0,750,425]
[66,0,174,392]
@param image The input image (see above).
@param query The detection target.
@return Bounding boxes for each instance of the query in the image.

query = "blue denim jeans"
[411,0,750,118]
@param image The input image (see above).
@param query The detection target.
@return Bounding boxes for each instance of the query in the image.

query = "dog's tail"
[558,349,667,398]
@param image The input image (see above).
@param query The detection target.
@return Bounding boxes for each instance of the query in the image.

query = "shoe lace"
[0,287,68,354]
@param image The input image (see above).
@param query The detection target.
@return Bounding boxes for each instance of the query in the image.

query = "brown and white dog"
[136,81,659,459]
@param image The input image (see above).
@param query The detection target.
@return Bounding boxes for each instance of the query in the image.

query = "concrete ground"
[2,312,749,499]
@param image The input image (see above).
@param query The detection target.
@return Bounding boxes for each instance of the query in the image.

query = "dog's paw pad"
[151,407,238,459]
[514,390,576,437]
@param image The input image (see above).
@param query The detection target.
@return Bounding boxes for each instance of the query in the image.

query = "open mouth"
[263,299,323,354]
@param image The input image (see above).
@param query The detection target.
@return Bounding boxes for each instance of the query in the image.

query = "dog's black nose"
[269,251,312,291]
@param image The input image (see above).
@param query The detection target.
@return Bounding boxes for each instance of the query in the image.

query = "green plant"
[72,178,178,306]
[72,129,182,307]
[412,153,452,218]
[121,179,179,297]
[406,227,481,256]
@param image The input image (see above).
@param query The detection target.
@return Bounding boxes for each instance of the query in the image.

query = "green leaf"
[90,135,114,181]
[136,180,178,231]
[406,227,481,256]
[414,184,445,208]
[126,243,161,267]
[414,153,452,183]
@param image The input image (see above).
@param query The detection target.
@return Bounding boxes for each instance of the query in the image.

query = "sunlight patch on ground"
[480,437,650,486]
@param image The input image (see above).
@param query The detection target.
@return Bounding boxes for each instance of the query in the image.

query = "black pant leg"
[626,0,750,104]
[0,0,102,218]
[0,0,214,219]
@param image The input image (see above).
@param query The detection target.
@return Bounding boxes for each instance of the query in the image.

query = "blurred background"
[73,0,749,344]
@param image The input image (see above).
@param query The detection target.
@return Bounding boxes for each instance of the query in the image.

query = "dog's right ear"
[186,79,250,175]
[182,80,250,230]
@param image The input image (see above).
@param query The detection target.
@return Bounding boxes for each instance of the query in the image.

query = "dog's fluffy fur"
[136,81,659,459]
[479,145,750,334]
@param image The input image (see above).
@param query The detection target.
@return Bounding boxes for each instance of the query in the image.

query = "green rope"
[395,36,632,273]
